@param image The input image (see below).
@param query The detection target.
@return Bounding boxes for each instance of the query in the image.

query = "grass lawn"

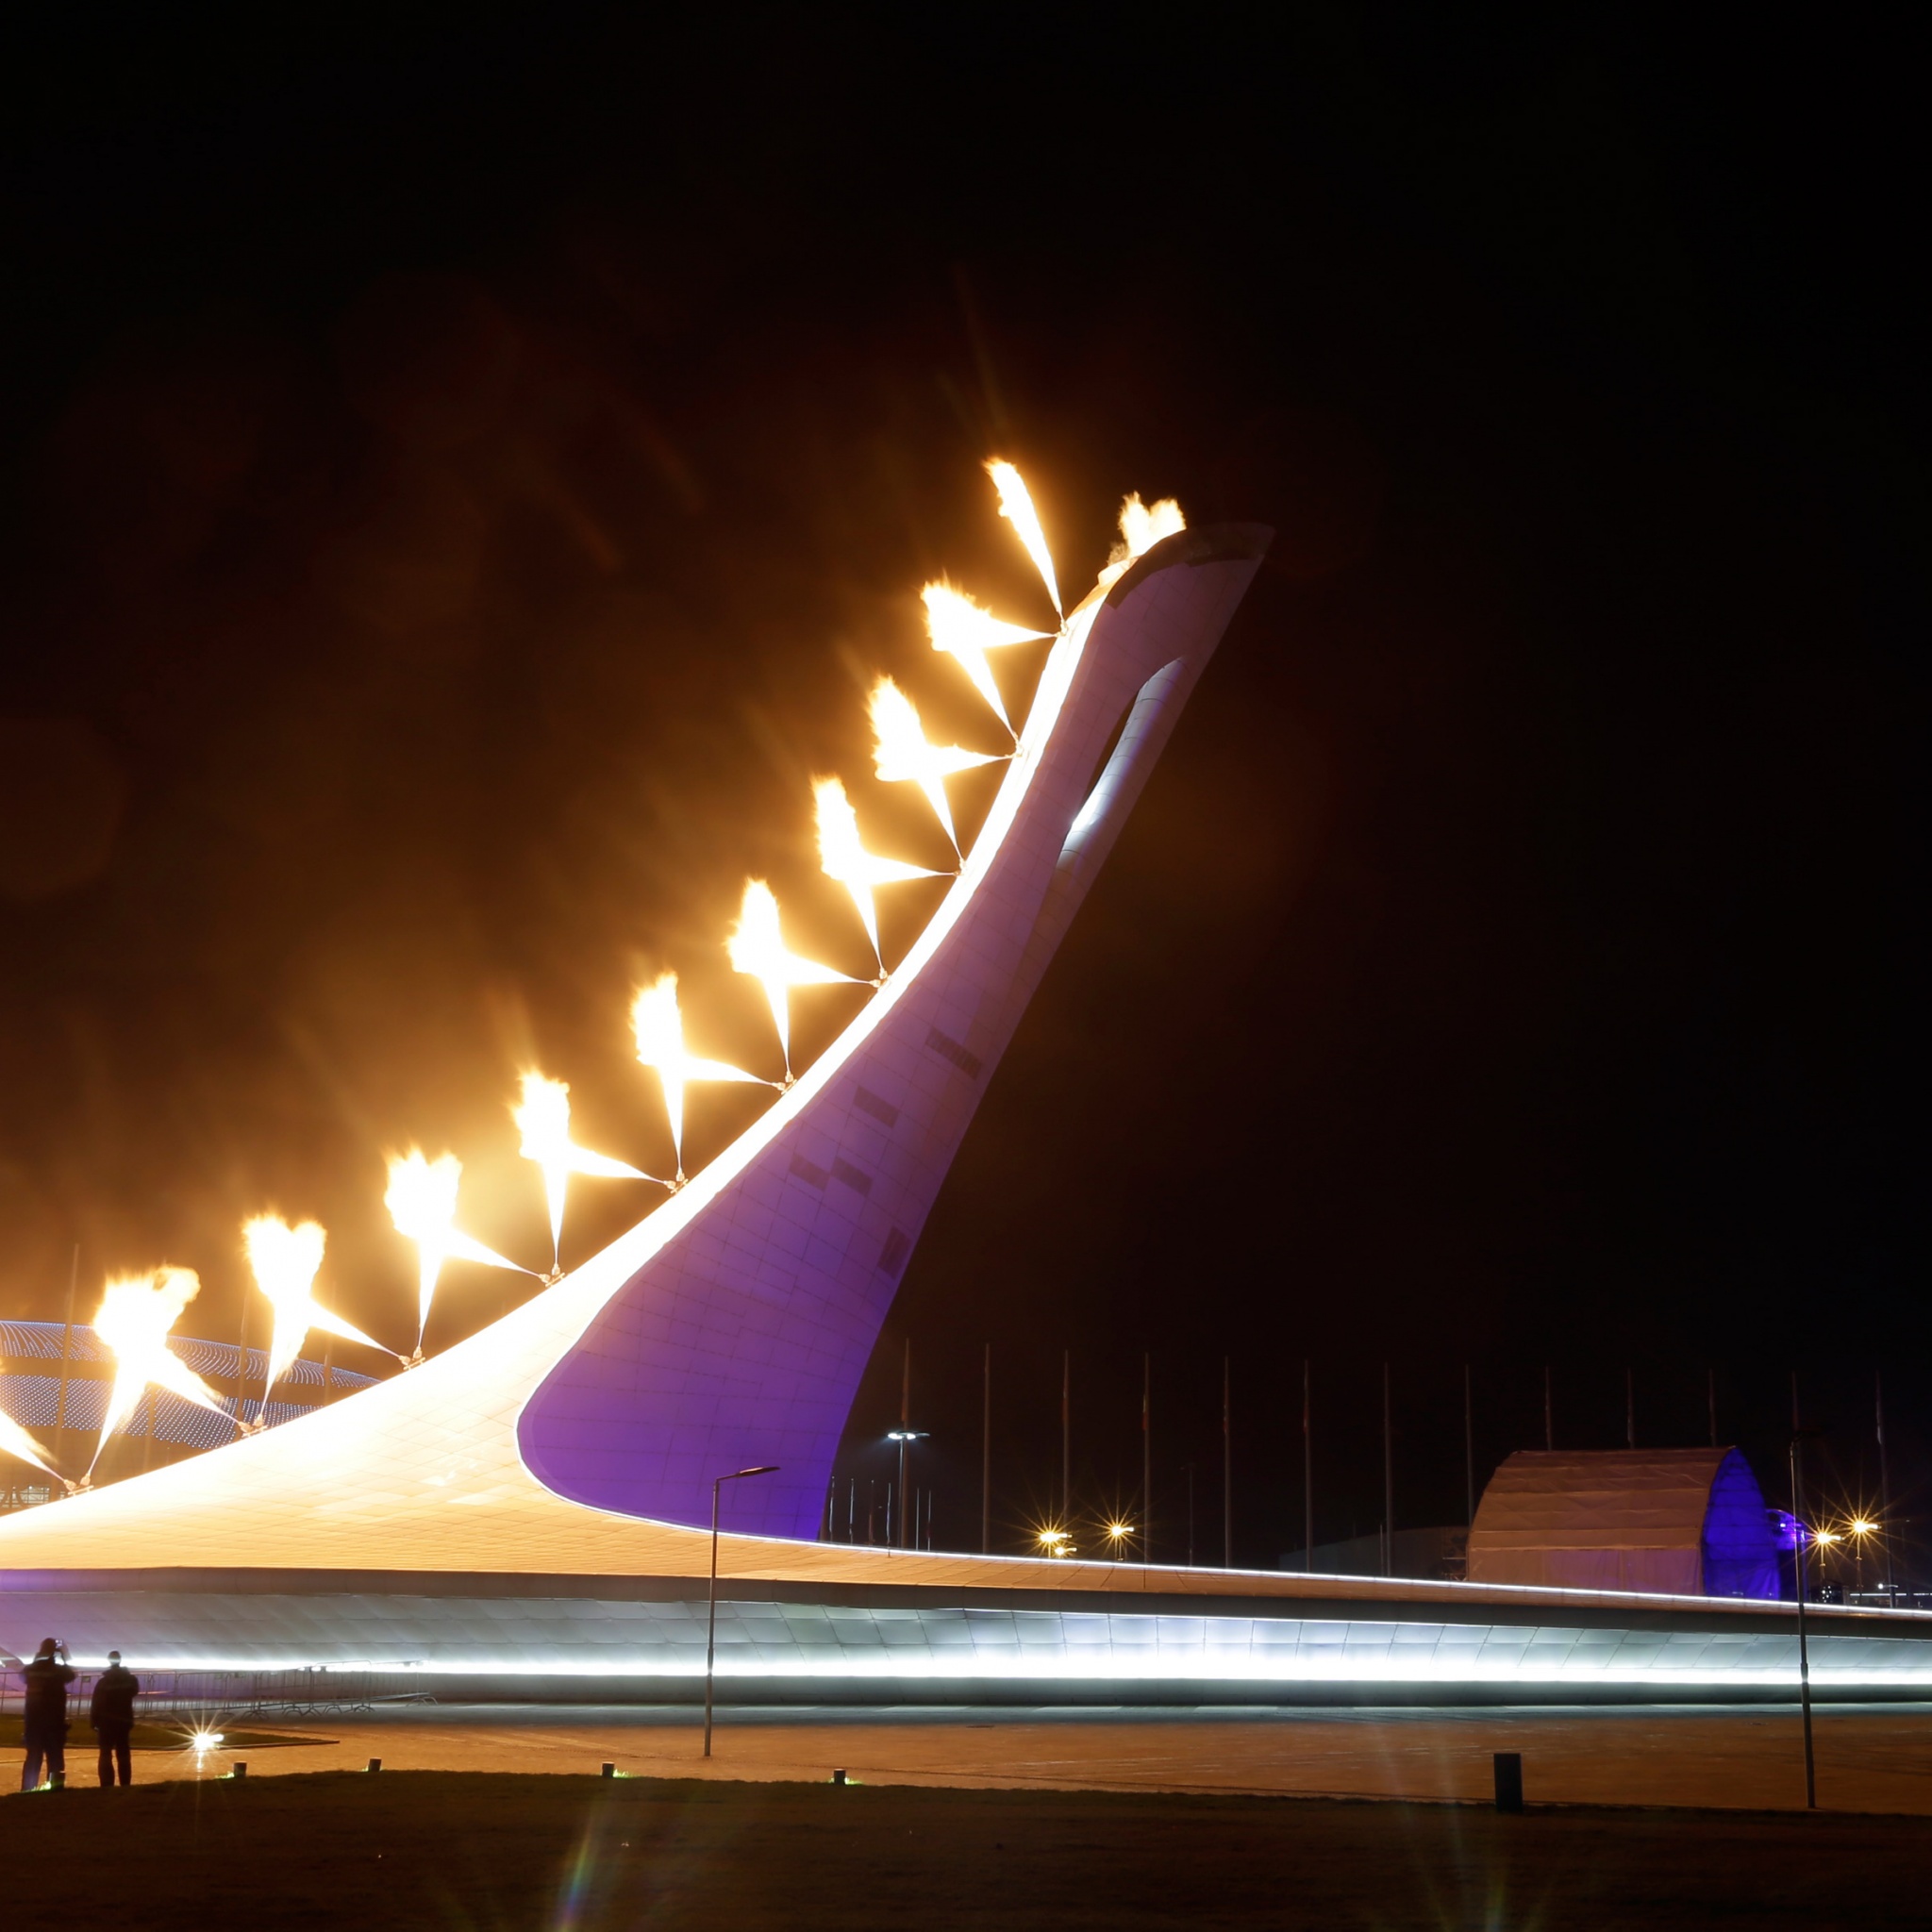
[3,1770,1930,1929]
[0,1715,313,1754]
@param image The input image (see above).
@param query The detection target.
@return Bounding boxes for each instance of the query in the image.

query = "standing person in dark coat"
[90,1651,140,1787]
[19,1637,75,1790]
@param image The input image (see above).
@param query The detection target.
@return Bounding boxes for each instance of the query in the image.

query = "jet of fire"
[86,1268,231,1480]
[242,1215,396,1412]
[0,1409,61,1483]
[985,458,1061,616]
[1117,491,1185,561]
[919,582,1050,738]
[868,675,997,858]
[631,973,770,1182]
[385,1151,532,1357]
[813,774,938,974]
[726,880,856,1080]
[513,1072,665,1274]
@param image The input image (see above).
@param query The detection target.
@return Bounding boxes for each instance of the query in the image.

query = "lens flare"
[385,1151,531,1355]
[985,458,1061,615]
[631,973,769,1182]
[88,1268,230,1478]
[725,880,856,1079]
[242,1215,395,1407]
[920,582,1050,735]
[513,1073,664,1274]
[0,1409,60,1481]
[868,676,998,858]
[812,775,938,973]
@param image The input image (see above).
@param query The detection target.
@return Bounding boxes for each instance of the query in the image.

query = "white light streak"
[631,974,770,1182]
[725,880,856,1080]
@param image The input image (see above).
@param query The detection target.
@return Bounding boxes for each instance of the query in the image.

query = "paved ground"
[90,1700,1932,1815]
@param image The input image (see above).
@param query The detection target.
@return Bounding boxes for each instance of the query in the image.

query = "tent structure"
[1468,1447,1781,1600]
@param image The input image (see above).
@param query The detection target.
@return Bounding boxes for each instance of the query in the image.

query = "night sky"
[0,15,1922,1566]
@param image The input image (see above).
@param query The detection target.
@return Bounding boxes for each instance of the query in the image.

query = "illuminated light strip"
[65,1650,1932,1689]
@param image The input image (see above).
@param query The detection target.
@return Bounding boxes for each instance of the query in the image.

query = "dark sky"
[0,13,1923,1562]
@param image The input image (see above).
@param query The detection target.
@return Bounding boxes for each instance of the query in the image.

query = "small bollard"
[233,1762,248,1781]
[366,1757,383,1774]
[1493,1752,1524,1813]
[831,1769,847,1786]
[601,1763,616,1779]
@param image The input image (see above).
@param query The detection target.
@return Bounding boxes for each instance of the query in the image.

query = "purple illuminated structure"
[518,525,1272,1538]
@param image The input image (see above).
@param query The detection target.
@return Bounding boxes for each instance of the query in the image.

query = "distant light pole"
[1302,1360,1313,1574]
[982,1343,992,1556]
[1222,1357,1233,1570]
[1060,1350,1072,1522]
[898,1341,908,1543]
[1141,1352,1152,1564]
[1788,1431,1817,1810]
[704,1463,778,1758]
[1462,1364,1474,1532]
[887,1428,926,1539]
[1876,1371,1895,1607]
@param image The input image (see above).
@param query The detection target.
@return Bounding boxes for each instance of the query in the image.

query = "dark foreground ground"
[5,1771,1930,1930]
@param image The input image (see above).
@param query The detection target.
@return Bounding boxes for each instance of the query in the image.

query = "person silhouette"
[90,1651,140,1787]
[19,1638,75,1791]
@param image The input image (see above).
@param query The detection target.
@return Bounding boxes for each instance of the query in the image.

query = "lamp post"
[1788,1433,1816,1811]
[704,1463,778,1758]
[888,1429,927,1548]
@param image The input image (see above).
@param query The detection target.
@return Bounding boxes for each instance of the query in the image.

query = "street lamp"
[1104,1520,1136,1557]
[705,1463,778,1758]
[887,1428,927,1549]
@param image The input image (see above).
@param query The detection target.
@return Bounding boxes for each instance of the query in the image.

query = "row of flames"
[0,467,1186,1494]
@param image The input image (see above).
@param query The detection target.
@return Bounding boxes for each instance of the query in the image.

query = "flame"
[242,1214,393,1398]
[512,1073,662,1271]
[919,582,1050,736]
[1119,491,1186,560]
[88,1268,229,1476]
[725,880,855,1078]
[631,973,768,1181]
[812,775,938,971]
[385,1151,529,1353]
[985,458,1061,615]
[868,676,997,856]
[0,1408,60,1481]
[1099,492,1187,589]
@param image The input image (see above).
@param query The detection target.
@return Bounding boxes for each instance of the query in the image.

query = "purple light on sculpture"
[515,525,1272,1539]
